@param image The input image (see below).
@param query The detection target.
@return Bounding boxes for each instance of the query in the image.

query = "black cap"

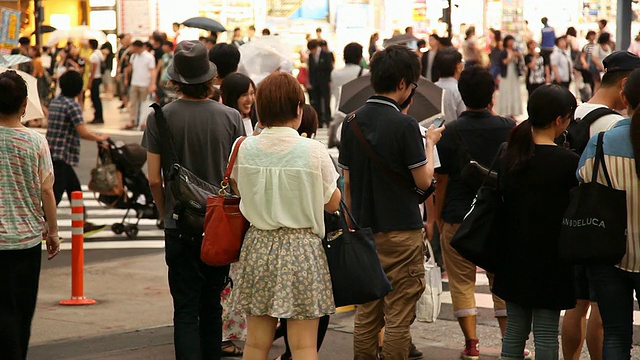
[603,51,640,73]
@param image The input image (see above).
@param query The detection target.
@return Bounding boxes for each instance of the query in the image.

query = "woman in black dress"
[494,84,579,360]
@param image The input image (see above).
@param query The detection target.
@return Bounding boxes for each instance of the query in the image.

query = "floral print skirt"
[233,227,335,320]
[222,264,247,341]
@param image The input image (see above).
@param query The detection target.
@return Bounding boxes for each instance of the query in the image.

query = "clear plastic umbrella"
[0,67,44,121]
[238,36,295,85]
[46,26,107,47]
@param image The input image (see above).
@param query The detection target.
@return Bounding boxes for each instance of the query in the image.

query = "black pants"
[0,245,42,360]
[527,83,545,99]
[165,229,229,360]
[309,83,331,126]
[53,160,82,206]
[90,78,103,122]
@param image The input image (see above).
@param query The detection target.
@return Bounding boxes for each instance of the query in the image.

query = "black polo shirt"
[338,96,427,233]
[435,109,516,224]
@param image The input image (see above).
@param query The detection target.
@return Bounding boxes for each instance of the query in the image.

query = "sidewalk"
[30,249,508,359]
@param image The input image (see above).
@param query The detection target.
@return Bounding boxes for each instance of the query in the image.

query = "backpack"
[555,107,619,154]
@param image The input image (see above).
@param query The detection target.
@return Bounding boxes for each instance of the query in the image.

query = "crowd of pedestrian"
[4,13,640,360]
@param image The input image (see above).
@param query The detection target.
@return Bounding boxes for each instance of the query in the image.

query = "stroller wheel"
[156,220,164,230]
[112,223,125,235]
[124,225,139,239]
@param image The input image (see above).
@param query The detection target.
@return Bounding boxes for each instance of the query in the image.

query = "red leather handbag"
[201,137,248,266]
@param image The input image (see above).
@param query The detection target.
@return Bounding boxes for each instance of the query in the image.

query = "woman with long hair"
[230,73,341,359]
[221,72,257,136]
[0,70,60,359]
[497,35,523,118]
[592,33,613,82]
[578,68,640,359]
[494,84,579,359]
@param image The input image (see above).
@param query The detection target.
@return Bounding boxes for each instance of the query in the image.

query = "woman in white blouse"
[231,72,341,359]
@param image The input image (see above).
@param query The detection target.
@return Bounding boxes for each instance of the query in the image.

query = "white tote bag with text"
[416,238,442,323]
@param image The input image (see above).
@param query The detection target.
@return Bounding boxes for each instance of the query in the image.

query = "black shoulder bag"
[323,200,392,307]
[348,114,436,203]
[450,142,507,273]
[151,103,222,237]
[559,132,628,265]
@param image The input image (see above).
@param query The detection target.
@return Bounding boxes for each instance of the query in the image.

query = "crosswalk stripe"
[56,190,163,243]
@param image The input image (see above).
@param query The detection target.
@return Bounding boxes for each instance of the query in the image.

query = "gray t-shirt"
[142,99,246,228]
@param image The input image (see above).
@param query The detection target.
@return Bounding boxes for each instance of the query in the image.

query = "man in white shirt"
[550,36,573,89]
[331,42,368,114]
[88,39,104,124]
[125,40,157,129]
[575,51,640,137]
[434,48,465,122]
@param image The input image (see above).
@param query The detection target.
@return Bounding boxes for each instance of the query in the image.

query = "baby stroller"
[95,139,163,239]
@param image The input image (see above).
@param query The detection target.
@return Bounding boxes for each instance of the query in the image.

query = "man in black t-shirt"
[339,45,444,359]
[434,67,516,359]
[116,34,132,110]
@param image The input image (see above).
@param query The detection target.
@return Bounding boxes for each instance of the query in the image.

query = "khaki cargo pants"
[440,222,506,318]
[353,229,426,360]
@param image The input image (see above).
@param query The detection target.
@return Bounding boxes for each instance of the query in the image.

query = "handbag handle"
[592,132,614,188]
[339,199,361,232]
[220,137,247,194]
[424,236,437,267]
[480,142,507,188]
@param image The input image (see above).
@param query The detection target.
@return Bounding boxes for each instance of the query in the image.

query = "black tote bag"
[323,201,392,307]
[559,132,628,265]
[450,143,506,273]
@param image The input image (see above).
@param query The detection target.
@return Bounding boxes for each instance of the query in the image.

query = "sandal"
[221,341,243,357]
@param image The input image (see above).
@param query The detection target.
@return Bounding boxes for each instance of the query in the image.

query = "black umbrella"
[338,75,443,122]
[182,17,226,33]
[31,25,57,36]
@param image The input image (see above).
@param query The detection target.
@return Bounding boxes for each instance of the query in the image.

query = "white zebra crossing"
[54,187,164,243]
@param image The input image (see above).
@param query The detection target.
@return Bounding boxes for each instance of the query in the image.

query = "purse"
[201,137,249,266]
[323,200,392,307]
[450,143,506,273]
[348,113,436,203]
[88,145,124,196]
[151,103,223,237]
[559,132,628,265]
[416,237,442,323]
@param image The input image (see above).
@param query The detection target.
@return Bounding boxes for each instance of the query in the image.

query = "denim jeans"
[501,302,560,360]
[588,265,640,360]
[165,229,230,360]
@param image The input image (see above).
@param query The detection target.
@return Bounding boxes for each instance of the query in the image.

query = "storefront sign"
[0,7,21,48]
[118,0,158,37]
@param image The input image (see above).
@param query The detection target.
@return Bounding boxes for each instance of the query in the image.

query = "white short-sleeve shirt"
[90,50,103,79]
[231,126,339,238]
[130,51,156,87]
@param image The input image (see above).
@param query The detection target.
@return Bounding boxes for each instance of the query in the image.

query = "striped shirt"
[578,118,640,272]
[0,126,54,250]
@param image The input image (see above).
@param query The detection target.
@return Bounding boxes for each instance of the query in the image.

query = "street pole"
[34,0,43,47]
[617,0,631,51]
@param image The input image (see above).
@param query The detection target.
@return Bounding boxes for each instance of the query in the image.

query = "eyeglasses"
[411,82,418,90]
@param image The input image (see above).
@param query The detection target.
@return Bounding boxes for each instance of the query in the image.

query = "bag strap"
[482,142,507,187]
[339,199,361,232]
[150,103,179,166]
[593,132,614,187]
[348,113,417,191]
[221,136,247,193]
[357,66,364,78]
[577,107,619,128]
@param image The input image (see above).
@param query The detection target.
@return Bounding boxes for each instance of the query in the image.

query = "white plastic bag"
[416,238,442,322]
